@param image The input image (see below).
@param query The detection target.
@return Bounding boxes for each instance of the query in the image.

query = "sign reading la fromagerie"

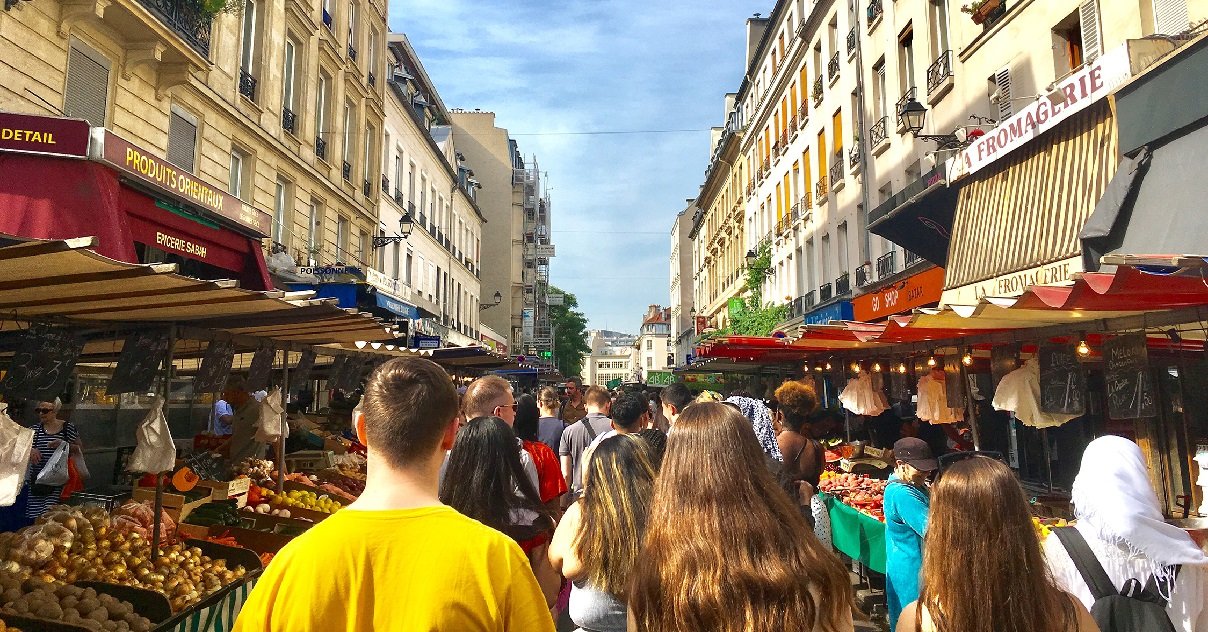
[100,131,271,237]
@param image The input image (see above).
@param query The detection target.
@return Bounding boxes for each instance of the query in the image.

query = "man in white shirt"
[456,376,538,490]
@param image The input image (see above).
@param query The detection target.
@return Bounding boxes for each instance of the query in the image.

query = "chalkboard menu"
[246,347,276,392]
[1104,333,1156,420]
[942,355,966,409]
[990,344,1020,390]
[339,357,370,391]
[107,331,170,395]
[889,370,910,402]
[1039,344,1086,415]
[0,325,84,401]
[291,349,317,387]
[193,340,234,394]
[326,355,350,390]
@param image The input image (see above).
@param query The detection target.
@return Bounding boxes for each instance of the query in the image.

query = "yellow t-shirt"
[232,505,556,632]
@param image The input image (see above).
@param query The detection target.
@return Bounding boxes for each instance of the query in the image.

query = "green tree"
[549,285,591,378]
[701,240,789,338]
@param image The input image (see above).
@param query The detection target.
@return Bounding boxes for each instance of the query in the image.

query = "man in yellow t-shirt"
[233,358,555,632]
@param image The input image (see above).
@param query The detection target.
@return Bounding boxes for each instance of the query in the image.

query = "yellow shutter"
[833,110,843,151]
[803,149,812,191]
[776,183,783,221]
[790,84,798,119]
[818,132,828,174]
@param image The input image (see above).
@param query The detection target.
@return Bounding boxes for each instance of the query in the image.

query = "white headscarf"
[1071,435,1207,580]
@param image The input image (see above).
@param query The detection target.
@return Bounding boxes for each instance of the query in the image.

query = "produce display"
[819,472,888,522]
[1032,517,1070,539]
[233,459,276,487]
[261,489,343,514]
[182,501,243,528]
[315,468,364,499]
[111,502,176,543]
[0,576,152,632]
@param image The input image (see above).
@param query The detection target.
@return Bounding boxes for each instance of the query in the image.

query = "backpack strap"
[580,416,597,441]
[1053,526,1118,601]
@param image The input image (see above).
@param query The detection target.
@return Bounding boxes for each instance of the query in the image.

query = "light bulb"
[927,356,937,367]
[962,352,973,366]
[898,363,908,374]
[1076,340,1090,356]
[852,362,861,373]
[814,365,823,372]
[825,362,832,371]
[873,362,882,373]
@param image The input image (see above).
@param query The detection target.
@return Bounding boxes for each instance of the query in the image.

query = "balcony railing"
[869,116,889,147]
[819,282,834,302]
[847,27,857,57]
[315,136,327,160]
[849,144,862,169]
[281,107,296,134]
[798,195,812,219]
[904,249,923,268]
[836,273,851,296]
[382,175,390,193]
[877,251,897,279]
[779,130,788,153]
[927,50,953,94]
[772,139,782,156]
[138,0,212,57]
[789,113,799,134]
[342,161,352,181]
[896,86,917,125]
[813,75,824,106]
[815,178,828,203]
[393,189,404,205]
[868,0,884,28]
[803,290,817,310]
[776,216,791,236]
[829,160,844,187]
[238,69,257,101]
[855,265,870,288]
[789,202,801,224]
[363,179,371,197]
[347,43,358,62]
[828,52,840,82]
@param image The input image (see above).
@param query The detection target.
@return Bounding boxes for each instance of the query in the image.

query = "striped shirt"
[26,421,79,520]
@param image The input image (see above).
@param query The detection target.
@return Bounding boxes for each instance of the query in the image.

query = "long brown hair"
[629,403,853,632]
[918,457,1076,632]
[575,434,657,599]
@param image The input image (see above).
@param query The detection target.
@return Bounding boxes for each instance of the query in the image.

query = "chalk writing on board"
[246,347,275,392]
[1104,333,1156,419]
[108,331,170,395]
[193,340,234,394]
[0,326,84,401]
[1039,345,1085,415]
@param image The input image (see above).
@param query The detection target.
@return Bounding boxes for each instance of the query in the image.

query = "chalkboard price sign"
[889,370,910,402]
[291,349,317,387]
[246,347,276,392]
[1039,344,1086,415]
[107,331,171,395]
[326,355,350,391]
[942,355,966,410]
[193,340,234,394]
[0,325,84,401]
[1104,333,1156,420]
[338,357,369,392]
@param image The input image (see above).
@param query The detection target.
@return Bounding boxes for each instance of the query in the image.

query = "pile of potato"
[0,575,151,632]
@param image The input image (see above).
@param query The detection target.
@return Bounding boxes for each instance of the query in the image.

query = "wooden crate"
[131,487,211,524]
[196,478,251,508]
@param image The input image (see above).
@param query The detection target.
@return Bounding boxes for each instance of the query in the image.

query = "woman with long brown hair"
[629,402,855,632]
[549,434,657,632]
[898,456,1096,632]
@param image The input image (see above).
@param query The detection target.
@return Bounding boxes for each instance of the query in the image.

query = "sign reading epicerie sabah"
[950,47,1131,180]
[100,130,271,237]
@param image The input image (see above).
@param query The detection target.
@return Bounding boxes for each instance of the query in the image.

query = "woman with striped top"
[25,399,82,521]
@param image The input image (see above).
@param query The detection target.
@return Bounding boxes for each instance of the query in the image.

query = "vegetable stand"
[820,492,887,574]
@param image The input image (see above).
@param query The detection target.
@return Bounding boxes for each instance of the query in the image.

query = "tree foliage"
[549,285,591,378]
[702,241,789,339]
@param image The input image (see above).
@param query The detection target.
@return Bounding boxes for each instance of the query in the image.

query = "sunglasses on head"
[935,450,1006,480]
[35,408,54,414]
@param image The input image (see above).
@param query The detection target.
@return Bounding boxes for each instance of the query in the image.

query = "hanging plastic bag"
[60,457,84,500]
[127,397,177,473]
[0,404,34,506]
[70,453,90,479]
[255,387,287,443]
[34,440,70,487]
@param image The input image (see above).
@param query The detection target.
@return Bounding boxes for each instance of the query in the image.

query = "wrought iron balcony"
[819,282,834,302]
[779,130,788,152]
[776,216,791,236]
[815,178,828,203]
[363,179,371,197]
[836,273,851,296]
[347,43,358,61]
[867,0,884,29]
[281,107,296,134]
[847,27,857,57]
[799,195,812,217]
[828,52,840,82]
[904,249,923,268]
[803,290,817,310]
[772,139,782,156]
[799,101,810,125]
[382,175,390,193]
[790,202,801,223]
[813,75,824,106]
[829,160,844,187]
[238,69,257,101]
[927,50,953,94]
[789,114,798,134]
[849,144,862,169]
[342,161,352,181]
[315,137,327,160]
[869,116,889,148]
[367,71,375,87]
[877,251,897,279]
[855,265,870,288]
[393,189,404,205]
[897,87,918,125]
[138,0,213,57]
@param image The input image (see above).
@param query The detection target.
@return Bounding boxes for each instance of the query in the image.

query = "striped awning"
[944,101,1118,291]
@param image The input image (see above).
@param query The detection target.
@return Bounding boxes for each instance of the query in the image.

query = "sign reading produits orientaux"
[0,112,90,158]
[99,130,271,237]
[948,46,1132,180]
[941,256,1083,306]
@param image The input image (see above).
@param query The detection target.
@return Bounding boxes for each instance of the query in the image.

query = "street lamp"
[480,290,503,310]
[901,99,966,150]
[745,248,758,266]
[372,211,415,249]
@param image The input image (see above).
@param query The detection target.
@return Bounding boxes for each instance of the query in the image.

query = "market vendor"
[884,437,936,630]
[216,376,265,465]
[26,399,83,522]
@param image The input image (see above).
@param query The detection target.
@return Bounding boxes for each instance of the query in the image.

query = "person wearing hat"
[884,437,937,630]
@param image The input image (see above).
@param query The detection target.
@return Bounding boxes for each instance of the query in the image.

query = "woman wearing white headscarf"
[1043,435,1208,632]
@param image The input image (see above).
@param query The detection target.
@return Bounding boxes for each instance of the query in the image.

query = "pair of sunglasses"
[34,408,54,414]
[934,450,1006,480]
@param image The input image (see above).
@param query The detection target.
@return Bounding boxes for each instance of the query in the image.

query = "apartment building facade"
[584,329,638,388]
[0,0,388,290]
[669,205,695,366]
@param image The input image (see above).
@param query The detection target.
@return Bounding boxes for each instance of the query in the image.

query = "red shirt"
[522,440,567,503]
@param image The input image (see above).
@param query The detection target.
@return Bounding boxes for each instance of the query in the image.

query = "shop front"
[852,266,945,323]
[0,113,273,290]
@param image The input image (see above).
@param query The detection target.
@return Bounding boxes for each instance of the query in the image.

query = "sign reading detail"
[0,112,90,158]
[854,267,945,321]
[101,131,271,237]
[941,256,1082,306]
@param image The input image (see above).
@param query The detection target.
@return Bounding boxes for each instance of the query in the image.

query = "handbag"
[34,440,70,487]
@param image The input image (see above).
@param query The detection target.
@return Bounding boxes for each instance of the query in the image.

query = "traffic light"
[539,350,552,359]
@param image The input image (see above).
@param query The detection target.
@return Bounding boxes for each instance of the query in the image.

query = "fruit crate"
[131,487,211,524]
[196,478,251,508]
[283,450,335,473]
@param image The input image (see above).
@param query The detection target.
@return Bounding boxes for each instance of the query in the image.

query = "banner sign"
[0,112,90,158]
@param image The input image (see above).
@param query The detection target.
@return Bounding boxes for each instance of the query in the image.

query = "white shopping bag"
[35,441,70,487]
[254,387,287,443]
[0,405,34,506]
[127,397,176,473]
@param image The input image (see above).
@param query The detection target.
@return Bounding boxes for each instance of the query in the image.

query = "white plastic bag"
[0,404,34,506]
[35,441,70,487]
[71,454,91,479]
[254,387,287,443]
[127,397,176,473]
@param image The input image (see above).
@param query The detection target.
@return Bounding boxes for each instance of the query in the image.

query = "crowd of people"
[234,357,1208,632]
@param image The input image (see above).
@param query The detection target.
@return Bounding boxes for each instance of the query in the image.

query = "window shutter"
[63,43,109,127]
[994,67,1012,121]
[1079,0,1102,62]
[167,112,197,172]
[1153,0,1189,35]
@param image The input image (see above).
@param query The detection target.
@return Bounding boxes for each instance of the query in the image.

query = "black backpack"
[1053,527,1180,632]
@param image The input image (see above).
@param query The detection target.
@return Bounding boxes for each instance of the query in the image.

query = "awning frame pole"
[151,323,175,563]
[277,349,289,494]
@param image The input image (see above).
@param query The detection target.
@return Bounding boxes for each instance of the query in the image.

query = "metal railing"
[904,249,923,268]
[799,195,812,218]
[367,71,375,87]
[772,139,782,156]
[804,290,817,310]
[281,107,296,134]
[836,273,851,296]
[896,86,917,124]
[927,50,953,94]
[347,43,358,62]
[813,75,824,106]
[819,282,834,302]
[867,0,884,28]
[849,144,862,169]
[789,114,798,134]
[870,116,889,147]
[342,161,352,181]
[315,137,327,160]
[381,175,390,193]
[847,27,857,57]
[828,52,840,82]
[855,265,870,287]
[799,100,810,125]
[393,189,404,205]
[815,178,828,202]
[362,180,371,197]
[776,216,791,235]
[138,0,212,57]
[238,70,257,101]
[789,202,801,224]
[877,251,897,279]
[779,130,788,153]
[829,160,844,187]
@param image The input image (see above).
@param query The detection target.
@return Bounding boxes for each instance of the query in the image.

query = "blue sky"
[391,0,768,333]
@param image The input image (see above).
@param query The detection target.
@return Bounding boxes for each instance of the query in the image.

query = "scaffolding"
[514,157,554,366]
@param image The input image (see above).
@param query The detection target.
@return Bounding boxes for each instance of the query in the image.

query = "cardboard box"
[131,486,211,524]
[197,478,251,508]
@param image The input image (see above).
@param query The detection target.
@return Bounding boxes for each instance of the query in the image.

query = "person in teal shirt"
[884,437,936,630]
